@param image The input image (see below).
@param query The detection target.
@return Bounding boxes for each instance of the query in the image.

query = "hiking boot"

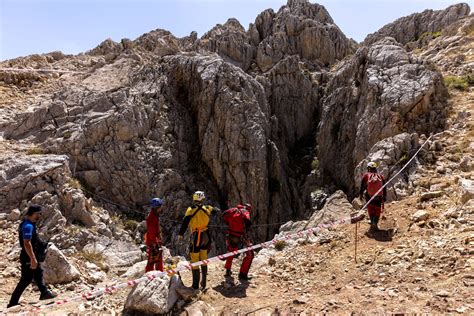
[39,290,57,300]
[200,266,207,290]
[225,269,232,277]
[369,223,380,232]
[191,269,200,290]
[238,273,251,281]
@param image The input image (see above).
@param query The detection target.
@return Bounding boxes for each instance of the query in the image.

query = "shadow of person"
[212,276,249,298]
[365,228,394,242]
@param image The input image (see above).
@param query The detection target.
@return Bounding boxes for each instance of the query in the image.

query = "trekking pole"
[354,222,358,263]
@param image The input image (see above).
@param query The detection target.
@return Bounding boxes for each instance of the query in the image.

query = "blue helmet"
[150,198,164,207]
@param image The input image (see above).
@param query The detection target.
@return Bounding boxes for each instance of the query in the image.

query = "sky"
[0,0,472,61]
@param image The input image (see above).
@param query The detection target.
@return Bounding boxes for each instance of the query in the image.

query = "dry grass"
[79,250,107,270]
[274,240,288,251]
[67,178,83,190]
[26,146,45,155]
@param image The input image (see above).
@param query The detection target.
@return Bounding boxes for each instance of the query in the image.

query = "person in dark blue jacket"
[7,205,57,308]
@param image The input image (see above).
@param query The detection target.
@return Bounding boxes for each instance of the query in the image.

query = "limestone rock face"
[253,0,354,72]
[317,38,448,194]
[195,0,355,72]
[0,0,451,246]
[364,3,470,46]
[0,154,70,211]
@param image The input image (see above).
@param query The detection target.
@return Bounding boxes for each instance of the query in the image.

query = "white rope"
[360,134,433,211]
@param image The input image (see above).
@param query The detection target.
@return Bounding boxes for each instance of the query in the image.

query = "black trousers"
[9,263,48,306]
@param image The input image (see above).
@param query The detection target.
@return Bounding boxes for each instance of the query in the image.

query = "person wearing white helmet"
[178,191,221,290]
[359,162,387,232]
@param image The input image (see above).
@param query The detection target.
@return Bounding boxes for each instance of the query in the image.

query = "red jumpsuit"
[223,206,254,275]
[145,210,163,272]
[360,172,386,224]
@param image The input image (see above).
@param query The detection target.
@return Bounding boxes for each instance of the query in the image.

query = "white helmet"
[193,191,205,203]
[367,161,378,169]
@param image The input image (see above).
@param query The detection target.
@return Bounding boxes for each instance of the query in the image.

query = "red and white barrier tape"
[0,68,86,74]
[14,217,350,315]
[11,136,433,315]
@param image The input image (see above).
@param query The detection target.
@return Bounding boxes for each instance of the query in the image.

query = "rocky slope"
[0,0,473,314]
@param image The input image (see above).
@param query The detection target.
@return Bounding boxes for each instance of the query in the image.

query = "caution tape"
[15,217,351,315]
[0,67,86,74]
[12,135,433,315]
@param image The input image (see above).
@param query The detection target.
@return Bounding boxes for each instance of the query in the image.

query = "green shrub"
[444,76,468,91]
[274,240,287,251]
[397,153,409,165]
[123,219,139,231]
[418,31,442,41]
[26,147,44,155]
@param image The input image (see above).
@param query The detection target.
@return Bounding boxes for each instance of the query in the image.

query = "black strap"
[190,204,210,220]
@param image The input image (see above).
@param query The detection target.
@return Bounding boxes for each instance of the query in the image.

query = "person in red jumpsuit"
[360,162,387,232]
[222,203,254,281]
[145,198,164,272]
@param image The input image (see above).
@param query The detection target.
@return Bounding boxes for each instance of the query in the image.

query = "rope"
[80,187,288,230]
[15,216,351,315]
[0,67,87,74]
[353,135,433,261]
[359,134,432,211]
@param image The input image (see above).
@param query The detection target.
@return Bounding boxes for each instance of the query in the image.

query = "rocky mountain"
[0,0,473,314]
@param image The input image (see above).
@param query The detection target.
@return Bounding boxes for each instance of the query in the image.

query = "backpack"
[367,173,384,197]
[223,208,246,236]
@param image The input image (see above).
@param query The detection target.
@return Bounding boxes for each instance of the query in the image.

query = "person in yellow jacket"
[178,191,220,290]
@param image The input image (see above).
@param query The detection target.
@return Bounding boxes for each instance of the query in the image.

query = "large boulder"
[0,154,70,212]
[42,244,81,284]
[306,190,354,227]
[59,187,98,227]
[124,274,181,314]
[83,239,143,267]
[121,260,147,280]
[460,179,474,203]
[354,133,421,201]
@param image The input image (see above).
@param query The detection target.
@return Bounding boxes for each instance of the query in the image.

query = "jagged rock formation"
[317,38,448,194]
[0,0,467,247]
[417,13,474,76]
[0,1,473,315]
[364,3,471,47]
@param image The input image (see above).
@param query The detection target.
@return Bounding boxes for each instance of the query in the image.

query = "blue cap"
[150,198,164,207]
